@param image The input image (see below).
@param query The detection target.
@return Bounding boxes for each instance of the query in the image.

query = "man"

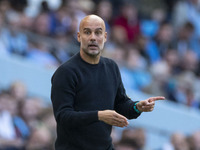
[51,14,165,150]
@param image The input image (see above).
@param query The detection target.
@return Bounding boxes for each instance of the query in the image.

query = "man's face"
[77,16,107,57]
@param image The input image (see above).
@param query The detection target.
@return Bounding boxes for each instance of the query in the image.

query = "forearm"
[115,100,141,119]
[114,76,141,119]
[51,88,99,128]
[55,109,99,129]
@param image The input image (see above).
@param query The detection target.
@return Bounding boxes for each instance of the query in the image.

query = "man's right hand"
[98,110,129,127]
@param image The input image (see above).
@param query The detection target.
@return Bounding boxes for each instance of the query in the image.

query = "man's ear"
[104,32,107,42]
[77,32,81,42]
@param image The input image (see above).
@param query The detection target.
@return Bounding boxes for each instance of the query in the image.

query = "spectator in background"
[64,0,87,29]
[120,47,151,92]
[180,50,199,73]
[103,46,126,68]
[162,132,190,150]
[32,12,50,36]
[52,34,72,64]
[3,82,30,143]
[27,40,59,68]
[145,61,171,97]
[146,21,174,64]
[50,3,71,36]
[0,0,11,16]
[134,34,151,65]
[20,97,44,130]
[174,22,200,60]
[107,25,128,49]
[174,71,200,108]
[172,0,200,38]
[50,0,85,37]
[0,82,57,150]
[3,12,29,56]
[115,127,148,150]
[95,0,113,37]
[140,8,167,38]
[38,107,57,139]
[54,1,81,37]
[188,130,200,150]
[0,93,27,150]
[50,1,83,56]
[113,2,140,43]
[19,13,34,31]
[132,128,147,150]
[163,49,181,75]
[175,22,195,56]
[103,24,128,66]
[9,81,27,103]
[110,127,121,146]
[115,139,138,150]
[4,93,30,140]
[79,0,95,15]
[25,126,53,150]
[162,49,182,102]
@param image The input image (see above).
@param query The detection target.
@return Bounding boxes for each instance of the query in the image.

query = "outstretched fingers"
[148,96,165,102]
[137,96,165,112]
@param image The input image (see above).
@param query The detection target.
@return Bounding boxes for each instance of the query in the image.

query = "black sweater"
[51,53,141,150]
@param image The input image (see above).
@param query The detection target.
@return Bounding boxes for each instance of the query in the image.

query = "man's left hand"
[136,96,165,112]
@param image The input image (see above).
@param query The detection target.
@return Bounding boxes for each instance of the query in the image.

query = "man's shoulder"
[53,54,79,75]
[101,56,116,64]
[101,56,118,68]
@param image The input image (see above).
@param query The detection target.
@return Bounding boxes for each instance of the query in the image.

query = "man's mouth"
[88,44,98,49]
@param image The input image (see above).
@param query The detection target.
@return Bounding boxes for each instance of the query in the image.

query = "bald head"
[79,15,106,32]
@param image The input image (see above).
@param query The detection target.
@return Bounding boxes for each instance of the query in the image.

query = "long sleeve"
[51,66,98,129]
[114,64,141,119]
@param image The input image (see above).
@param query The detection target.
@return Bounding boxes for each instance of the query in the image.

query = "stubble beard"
[83,48,101,58]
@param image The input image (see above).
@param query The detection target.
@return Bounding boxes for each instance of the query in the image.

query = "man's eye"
[95,31,102,35]
[85,31,91,35]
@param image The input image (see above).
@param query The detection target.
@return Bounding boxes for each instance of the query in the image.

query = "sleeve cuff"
[133,102,142,114]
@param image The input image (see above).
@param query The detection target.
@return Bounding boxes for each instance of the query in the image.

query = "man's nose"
[90,32,96,41]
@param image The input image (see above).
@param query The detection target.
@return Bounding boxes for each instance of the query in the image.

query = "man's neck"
[80,50,100,64]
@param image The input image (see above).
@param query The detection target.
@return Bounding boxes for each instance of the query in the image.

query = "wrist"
[98,111,102,121]
[134,102,142,113]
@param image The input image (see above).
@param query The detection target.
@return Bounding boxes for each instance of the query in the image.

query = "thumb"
[148,98,153,103]
[138,100,147,107]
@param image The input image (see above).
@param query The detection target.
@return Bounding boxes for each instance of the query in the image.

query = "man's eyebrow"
[83,28,91,31]
[96,28,103,31]
[83,28,103,31]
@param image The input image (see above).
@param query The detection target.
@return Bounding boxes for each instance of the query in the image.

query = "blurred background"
[0,0,200,149]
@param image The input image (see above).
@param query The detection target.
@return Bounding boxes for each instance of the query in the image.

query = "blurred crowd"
[1,0,200,109]
[0,0,200,149]
[0,81,200,150]
[0,81,56,150]
[0,0,200,108]
[111,127,200,150]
